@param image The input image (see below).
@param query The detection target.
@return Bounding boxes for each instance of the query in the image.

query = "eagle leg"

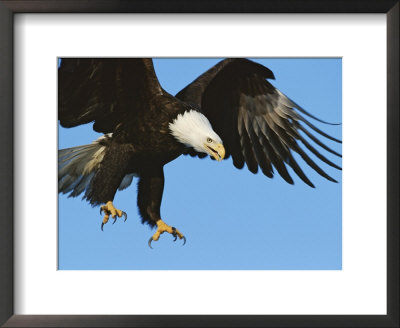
[100,201,127,231]
[148,220,186,249]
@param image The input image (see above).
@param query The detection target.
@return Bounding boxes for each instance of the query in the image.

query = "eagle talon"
[148,220,186,248]
[100,201,126,230]
[148,237,154,249]
[172,227,177,241]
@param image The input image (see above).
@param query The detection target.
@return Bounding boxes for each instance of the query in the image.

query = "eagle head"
[169,110,226,161]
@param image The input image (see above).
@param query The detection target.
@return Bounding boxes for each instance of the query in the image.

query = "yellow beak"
[205,143,226,161]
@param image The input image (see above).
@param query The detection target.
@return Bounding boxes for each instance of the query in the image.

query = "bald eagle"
[58,58,341,248]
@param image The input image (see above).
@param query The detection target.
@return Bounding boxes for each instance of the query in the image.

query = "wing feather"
[58,58,162,133]
[238,115,258,174]
[245,112,273,177]
[176,58,341,186]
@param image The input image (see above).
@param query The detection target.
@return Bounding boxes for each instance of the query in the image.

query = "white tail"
[58,135,135,199]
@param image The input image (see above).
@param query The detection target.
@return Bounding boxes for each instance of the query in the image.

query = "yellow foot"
[148,220,186,249]
[100,201,127,231]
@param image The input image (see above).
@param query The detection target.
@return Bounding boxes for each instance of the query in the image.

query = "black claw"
[101,222,104,231]
[148,237,154,249]
[100,207,103,215]
[171,227,185,245]
[112,217,117,224]
[172,227,177,241]
[122,211,127,222]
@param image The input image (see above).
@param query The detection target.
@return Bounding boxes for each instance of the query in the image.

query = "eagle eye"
[207,137,213,143]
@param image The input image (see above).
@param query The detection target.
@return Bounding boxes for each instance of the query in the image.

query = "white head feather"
[169,110,223,153]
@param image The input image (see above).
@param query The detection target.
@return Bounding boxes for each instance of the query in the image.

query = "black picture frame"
[0,1,398,327]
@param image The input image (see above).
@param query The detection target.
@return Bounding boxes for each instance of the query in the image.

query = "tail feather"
[58,141,105,198]
[118,173,136,191]
[58,136,136,199]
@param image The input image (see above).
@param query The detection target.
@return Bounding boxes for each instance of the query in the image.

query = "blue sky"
[58,58,342,270]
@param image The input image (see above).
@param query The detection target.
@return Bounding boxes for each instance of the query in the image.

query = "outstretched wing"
[176,58,341,187]
[58,58,163,133]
